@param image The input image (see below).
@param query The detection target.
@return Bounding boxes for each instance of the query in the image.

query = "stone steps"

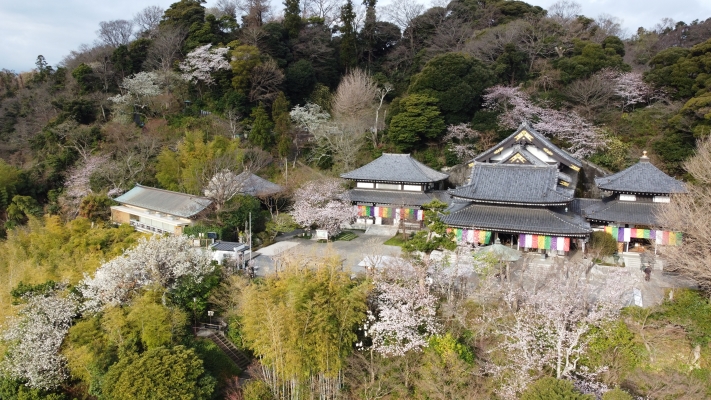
[208,331,251,370]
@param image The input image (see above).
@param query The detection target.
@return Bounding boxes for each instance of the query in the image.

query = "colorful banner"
[356,206,424,221]
[603,226,682,246]
[446,228,492,245]
[518,234,570,251]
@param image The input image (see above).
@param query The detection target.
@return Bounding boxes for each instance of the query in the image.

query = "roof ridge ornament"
[640,150,649,162]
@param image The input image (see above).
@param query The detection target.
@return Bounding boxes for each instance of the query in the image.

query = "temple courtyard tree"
[659,136,711,293]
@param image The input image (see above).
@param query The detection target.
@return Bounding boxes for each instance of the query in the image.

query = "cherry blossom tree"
[108,71,161,111]
[1,291,79,390]
[80,235,215,311]
[486,264,634,399]
[483,85,606,157]
[365,258,440,357]
[443,123,481,162]
[61,154,108,219]
[179,44,231,86]
[610,71,656,111]
[290,179,356,235]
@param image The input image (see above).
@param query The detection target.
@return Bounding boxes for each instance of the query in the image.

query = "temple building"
[441,122,591,255]
[111,185,213,235]
[580,151,686,251]
[341,153,449,227]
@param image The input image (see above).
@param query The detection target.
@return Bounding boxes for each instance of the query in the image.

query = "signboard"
[315,230,329,240]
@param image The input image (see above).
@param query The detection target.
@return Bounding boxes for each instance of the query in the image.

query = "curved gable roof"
[595,155,686,194]
[449,164,573,205]
[341,153,449,183]
[474,122,582,168]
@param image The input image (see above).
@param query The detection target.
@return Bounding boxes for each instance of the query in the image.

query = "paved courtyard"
[252,231,403,276]
[248,231,696,308]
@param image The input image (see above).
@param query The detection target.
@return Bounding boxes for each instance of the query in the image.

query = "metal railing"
[129,220,170,235]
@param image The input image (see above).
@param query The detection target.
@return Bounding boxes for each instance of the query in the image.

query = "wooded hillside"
[1,1,711,399]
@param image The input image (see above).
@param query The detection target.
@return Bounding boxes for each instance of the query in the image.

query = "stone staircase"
[364,224,399,237]
[621,252,642,270]
[207,331,251,371]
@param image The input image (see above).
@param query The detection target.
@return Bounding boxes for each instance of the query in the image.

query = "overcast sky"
[1,0,710,73]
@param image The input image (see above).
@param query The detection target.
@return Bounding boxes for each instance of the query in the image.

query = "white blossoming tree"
[366,258,440,357]
[179,44,230,86]
[486,264,633,399]
[290,179,357,236]
[108,71,161,108]
[1,292,78,390]
[80,235,214,311]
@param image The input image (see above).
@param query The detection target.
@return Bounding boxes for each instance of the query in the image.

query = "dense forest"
[1,0,711,399]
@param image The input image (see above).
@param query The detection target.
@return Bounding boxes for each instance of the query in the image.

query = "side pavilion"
[341,153,449,228]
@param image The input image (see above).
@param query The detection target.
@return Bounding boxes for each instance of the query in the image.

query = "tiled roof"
[341,153,449,183]
[211,241,248,252]
[205,171,283,199]
[235,172,283,196]
[114,185,212,218]
[448,164,574,205]
[580,198,663,226]
[594,156,686,194]
[474,122,582,168]
[441,203,591,236]
[347,189,443,207]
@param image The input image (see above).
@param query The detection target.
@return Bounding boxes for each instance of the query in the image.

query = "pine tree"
[283,0,302,39]
[339,0,357,70]
[249,103,275,151]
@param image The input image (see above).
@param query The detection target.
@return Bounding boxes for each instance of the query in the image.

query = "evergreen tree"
[283,0,302,39]
[272,92,292,158]
[361,0,377,66]
[249,103,274,151]
[339,0,357,70]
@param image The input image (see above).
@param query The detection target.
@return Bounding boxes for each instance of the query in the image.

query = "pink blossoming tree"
[483,85,606,158]
[290,179,357,235]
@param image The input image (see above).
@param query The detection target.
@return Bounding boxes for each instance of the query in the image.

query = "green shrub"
[242,380,274,400]
[520,377,593,400]
[655,289,711,346]
[580,321,645,384]
[589,231,618,257]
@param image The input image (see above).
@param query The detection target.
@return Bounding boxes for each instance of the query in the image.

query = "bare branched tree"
[382,0,424,55]
[659,137,711,292]
[96,135,161,194]
[97,20,134,48]
[249,59,284,103]
[547,0,582,26]
[302,0,341,26]
[564,73,615,118]
[213,0,240,18]
[332,69,377,123]
[144,25,188,72]
[133,6,164,39]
